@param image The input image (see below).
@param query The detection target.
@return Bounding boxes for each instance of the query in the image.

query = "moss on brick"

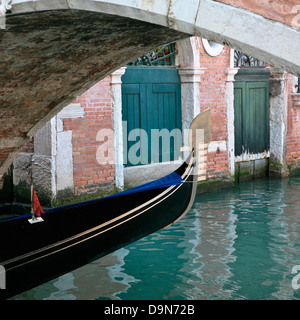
[196,177,234,194]
[51,186,122,208]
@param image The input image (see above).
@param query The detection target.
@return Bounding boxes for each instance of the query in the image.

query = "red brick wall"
[286,75,300,169]
[199,41,231,179]
[64,77,115,195]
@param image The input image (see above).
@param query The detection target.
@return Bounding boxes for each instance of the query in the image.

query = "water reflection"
[11,176,300,300]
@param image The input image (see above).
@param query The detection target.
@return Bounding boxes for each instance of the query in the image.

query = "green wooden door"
[122,67,182,167]
[234,69,270,156]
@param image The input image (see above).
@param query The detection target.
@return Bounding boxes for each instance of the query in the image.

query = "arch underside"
[0,9,188,175]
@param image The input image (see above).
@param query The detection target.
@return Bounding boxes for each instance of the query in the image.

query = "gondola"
[0,109,210,300]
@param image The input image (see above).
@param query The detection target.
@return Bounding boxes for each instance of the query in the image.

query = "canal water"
[11,175,300,300]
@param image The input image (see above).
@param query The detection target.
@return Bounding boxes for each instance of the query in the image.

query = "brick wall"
[286,75,300,169]
[199,41,231,179]
[64,77,115,195]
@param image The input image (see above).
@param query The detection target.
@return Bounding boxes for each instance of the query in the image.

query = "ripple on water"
[11,176,300,300]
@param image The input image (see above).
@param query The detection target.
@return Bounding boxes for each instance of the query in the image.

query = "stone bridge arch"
[8,0,300,75]
[0,0,299,176]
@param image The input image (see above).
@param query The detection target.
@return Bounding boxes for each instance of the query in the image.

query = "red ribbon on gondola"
[32,188,45,217]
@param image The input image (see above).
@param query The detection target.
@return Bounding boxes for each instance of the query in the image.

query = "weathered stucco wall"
[215,0,300,28]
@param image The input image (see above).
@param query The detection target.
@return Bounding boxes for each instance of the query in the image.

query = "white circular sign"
[202,39,224,57]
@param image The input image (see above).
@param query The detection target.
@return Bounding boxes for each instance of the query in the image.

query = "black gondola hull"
[0,156,196,300]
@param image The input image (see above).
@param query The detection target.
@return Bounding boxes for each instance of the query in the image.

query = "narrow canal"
[11,175,300,300]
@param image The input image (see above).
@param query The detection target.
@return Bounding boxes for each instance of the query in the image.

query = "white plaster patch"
[235,151,270,162]
[56,130,74,191]
[55,103,84,191]
[208,140,227,153]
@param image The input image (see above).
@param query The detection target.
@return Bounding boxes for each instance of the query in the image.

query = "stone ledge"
[235,159,269,182]
[196,177,234,194]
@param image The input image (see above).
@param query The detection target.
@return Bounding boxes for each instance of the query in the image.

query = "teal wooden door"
[122,67,182,167]
[234,69,270,156]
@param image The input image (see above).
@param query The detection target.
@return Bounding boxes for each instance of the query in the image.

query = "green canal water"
[11,175,300,300]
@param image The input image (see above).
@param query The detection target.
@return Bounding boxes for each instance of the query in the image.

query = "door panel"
[122,67,182,167]
[234,74,270,157]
